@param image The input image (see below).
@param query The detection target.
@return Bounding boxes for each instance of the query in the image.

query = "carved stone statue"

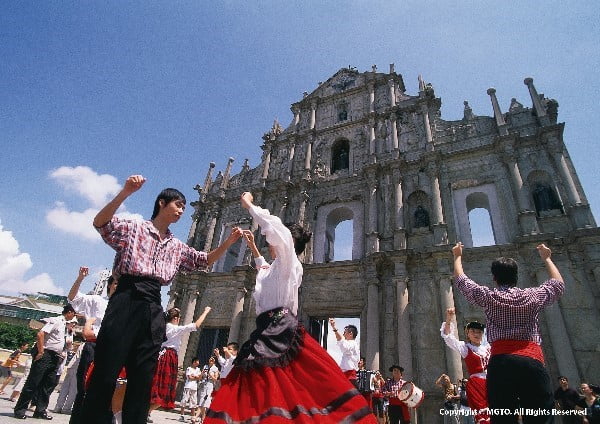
[414,205,430,228]
[533,184,562,213]
[332,144,349,172]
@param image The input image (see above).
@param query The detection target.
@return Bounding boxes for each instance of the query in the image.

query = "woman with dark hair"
[205,192,376,424]
[147,306,212,421]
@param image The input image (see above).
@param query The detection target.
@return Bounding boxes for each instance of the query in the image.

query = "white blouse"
[439,321,490,358]
[162,322,197,350]
[249,205,303,315]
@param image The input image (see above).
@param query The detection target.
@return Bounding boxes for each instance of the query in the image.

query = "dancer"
[178,357,201,423]
[441,307,490,423]
[148,306,212,420]
[0,343,29,395]
[195,357,219,423]
[205,192,376,423]
[329,318,360,385]
[82,175,242,424]
[452,242,564,423]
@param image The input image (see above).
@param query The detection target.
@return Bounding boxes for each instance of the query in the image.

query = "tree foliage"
[0,322,37,351]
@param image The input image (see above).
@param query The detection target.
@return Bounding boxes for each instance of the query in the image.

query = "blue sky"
[1,1,599,300]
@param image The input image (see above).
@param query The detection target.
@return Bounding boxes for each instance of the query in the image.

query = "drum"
[397,382,425,408]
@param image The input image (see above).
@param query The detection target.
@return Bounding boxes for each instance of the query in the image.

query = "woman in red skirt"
[148,306,212,421]
[205,192,376,424]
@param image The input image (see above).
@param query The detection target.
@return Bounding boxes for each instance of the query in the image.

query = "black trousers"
[388,404,410,424]
[14,349,62,416]
[81,276,165,424]
[69,341,96,424]
[487,354,554,424]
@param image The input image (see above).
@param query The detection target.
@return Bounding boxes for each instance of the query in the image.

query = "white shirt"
[184,366,202,390]
[440,321,490,378]
[249,205,303,315]
[41,316,67,354]
[161,322,197,350]
[337,338,359,371]
[70,292,108,337]
[217,354,236,379]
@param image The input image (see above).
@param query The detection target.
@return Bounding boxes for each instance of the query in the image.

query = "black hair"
[165,307,181,322]
[491,257,518,287]
[389,365,404,373]
[285,223,312,255]
[151,188,186,220]
[62,304,76,315]
[191,357,199,363]
[227,342,239,352]
[558,376,568,381]
[360,356,366,363]
[344,325,358,339]
[106,275,115,296]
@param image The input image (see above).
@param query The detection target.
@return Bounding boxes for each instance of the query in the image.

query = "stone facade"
[169,65,600,422]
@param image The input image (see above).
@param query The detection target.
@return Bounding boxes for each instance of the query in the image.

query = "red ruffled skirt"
[205,307,376,423]
[149,347,178,409]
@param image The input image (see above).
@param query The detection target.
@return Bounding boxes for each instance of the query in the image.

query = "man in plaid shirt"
[82,175,242,424]
[452,242,564,424]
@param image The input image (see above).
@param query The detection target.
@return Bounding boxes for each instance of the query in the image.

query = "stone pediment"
[303,68,363,101]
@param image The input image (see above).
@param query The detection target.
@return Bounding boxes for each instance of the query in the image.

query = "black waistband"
[116,274,161,304]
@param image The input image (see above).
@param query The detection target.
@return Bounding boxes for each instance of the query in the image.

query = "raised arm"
[329,318,342,342]
[443,308,454,335]
[537,244,563,283]
[67,266,89,301]
[206,227,243,266]
[194,306,211,329]
[242,230,261,258]
[452,242,464,278]
[93,175,146,228]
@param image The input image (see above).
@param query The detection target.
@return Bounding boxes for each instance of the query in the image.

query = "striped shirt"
[96,216,208,285]
[454,274,564,344]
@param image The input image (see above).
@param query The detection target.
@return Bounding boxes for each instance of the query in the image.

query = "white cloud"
[46,167,143,241]
[0,221,63,295]
[49,166,121,208]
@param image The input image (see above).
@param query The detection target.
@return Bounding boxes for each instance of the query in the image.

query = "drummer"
[382,365,411,424]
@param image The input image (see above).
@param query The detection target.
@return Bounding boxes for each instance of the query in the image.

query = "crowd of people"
[1,174,598,424]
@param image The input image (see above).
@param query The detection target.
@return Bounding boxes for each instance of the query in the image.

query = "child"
[179,358,201,423]
[441,308,490,423]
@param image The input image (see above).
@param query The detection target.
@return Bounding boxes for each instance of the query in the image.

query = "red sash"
[491,340,544,364]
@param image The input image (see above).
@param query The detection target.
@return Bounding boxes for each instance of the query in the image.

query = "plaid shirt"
[454,274,564,344]
[96,216,208,286]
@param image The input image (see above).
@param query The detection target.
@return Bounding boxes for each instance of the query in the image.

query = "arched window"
[324,207,353,262]
[331,139,350,173]
[466,192,496,247]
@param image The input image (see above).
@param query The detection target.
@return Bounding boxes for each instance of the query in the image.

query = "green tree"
[0,322,37,351]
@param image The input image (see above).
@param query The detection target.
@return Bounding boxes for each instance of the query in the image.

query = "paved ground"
[0,391,187,424]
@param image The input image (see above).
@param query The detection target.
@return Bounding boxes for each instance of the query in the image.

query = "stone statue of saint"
[533,184,562,213]
[414,205,430,228]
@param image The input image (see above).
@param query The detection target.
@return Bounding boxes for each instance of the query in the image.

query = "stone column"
[439,275,462,382]
[421,104,433,147]
[487,88,508,136]
[395,275,413,379]
[203,162,216,193]
[388,79,396,107]
[366,279,380,371]
[369,118,376,156]
[550,148,582,205]
[221,157,235,189]
[297,190,309,226]
[309,101,317,130]
[261,147,271,181]
[304,141,313,171]
[368,83,375,113]
[524,77,549,125]
[536,270,579,384]
[292,105,300,129]
[502,152,539,235]
[179,286,198,367]
[393,170,406,250]
[366,177,379,254]
[228,287,247,344]
[390,114,399,151]
[204,211,218,251]
[286,141,296,181]
[427,165,444,225]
